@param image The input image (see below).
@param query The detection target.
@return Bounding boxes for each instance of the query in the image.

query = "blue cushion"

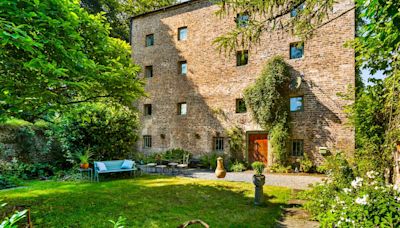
[97,162,107,171]
[121,160,134,169]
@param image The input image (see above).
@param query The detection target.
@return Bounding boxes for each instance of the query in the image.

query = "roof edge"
[130,0,206,20]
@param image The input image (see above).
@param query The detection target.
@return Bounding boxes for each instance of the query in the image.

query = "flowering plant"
[318,171,400,227]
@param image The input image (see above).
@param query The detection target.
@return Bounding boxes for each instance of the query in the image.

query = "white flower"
[355,194,369,205]
[366,171,378,179]
[351,177,363,189]
[394,185,400,192]
[343,188,351,194]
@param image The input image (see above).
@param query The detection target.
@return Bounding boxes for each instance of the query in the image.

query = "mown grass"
[0,175,291,227]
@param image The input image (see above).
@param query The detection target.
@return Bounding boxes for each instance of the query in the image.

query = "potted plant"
[77,148,93,169]
[251,161,266,205]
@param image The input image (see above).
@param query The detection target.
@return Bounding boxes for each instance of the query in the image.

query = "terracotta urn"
[215,157,226,178]
[80,163,89,169]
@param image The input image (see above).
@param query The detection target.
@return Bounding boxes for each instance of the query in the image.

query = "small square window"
[236,13,249,27]
[236,50,248,66]
[178,102,187,115]
[291,140,304,156]
[236,99,247,113]
[179,61,187,76]
[213,137,224,151]
[290,4,304,17]
[145,34,154,47]
[178,27,188,41]
[144,104,152,116]
[143,135,152,148]
[290,42,304,59]
[145,66,153,78]
[290,97,304,112]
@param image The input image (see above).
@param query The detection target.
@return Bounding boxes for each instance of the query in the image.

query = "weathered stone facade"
[131,0,355,164]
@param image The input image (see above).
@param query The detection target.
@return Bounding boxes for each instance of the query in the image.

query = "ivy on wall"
[226,126,245,162]
[244,56,292,165]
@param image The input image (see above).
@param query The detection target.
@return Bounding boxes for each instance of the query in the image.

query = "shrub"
[162,148,189,163]
[226,126,245,162]
[318,172,400,227]
[300,154,314,173]
[251,162,265,175]
[200,152,222,170]
[57,103,139,161]
[269,164,292,173]
[230,161,246,172]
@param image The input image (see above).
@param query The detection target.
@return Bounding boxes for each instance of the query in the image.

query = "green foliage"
[76,148,93,164]
[299,153,313,173]
[226,126,245,162]
[0,201,27,228]
[230,161,247,172]
[162,148,189,163]
[56,103,139,161]
[251,161,265,175]
[109,216,126,228]
[244,56,291,165]
[0,0,144,122]
[214,0,337,52]
[269,164,292,173]
[81,0,176,41]
[318,173,400,227]
[200,152,226,170]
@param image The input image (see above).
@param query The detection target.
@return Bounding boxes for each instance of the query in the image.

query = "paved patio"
[179,169,326,190]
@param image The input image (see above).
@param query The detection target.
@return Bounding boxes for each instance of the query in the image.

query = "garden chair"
[177,153,190,174]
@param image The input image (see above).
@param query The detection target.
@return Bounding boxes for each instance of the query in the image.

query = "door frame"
[245,131,269,162]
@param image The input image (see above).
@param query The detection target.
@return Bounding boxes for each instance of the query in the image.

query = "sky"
[361,68,386,85]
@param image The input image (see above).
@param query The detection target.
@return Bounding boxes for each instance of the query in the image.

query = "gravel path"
[180,169,325,190]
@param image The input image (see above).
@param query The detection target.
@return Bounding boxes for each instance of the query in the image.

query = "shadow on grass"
[0,175,290,228]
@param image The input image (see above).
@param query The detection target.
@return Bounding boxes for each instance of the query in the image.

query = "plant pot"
[252,174,265,186]
[80,163,89,169]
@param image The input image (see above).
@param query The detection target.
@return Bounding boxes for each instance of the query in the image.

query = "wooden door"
[248,134,268,165]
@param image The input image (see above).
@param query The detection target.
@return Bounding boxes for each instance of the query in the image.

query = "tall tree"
[80,0,177,41]
[0,0,145,122]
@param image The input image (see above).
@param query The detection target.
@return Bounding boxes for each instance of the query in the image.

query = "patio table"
[146,163,157,173]
[168,162,178,174]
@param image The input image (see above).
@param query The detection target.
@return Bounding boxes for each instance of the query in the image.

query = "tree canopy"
[0,0,145,122]
[80,0,177,41]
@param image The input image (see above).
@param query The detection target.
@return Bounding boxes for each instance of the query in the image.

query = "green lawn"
[0,175,291,227]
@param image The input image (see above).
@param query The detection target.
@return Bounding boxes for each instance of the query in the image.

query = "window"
[213,137,224,151]
[178,102,187,115]
[236,50,248,66]
[145,66,153,78]
[291,140,304,156]
[179,61,187,76]
[290,3,305,17]
[143,135,152,148]
[290,97,304,112]
[178,27,188,41]
[236,99,247,113]
[290,42,304,59]
[144,104,152,116]
[145,34,154,47]
[236,13,249,27]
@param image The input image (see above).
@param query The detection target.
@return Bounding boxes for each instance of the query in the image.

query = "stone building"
[130,0,355,165]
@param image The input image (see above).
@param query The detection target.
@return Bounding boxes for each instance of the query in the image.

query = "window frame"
[213,137,224,151]
[178,26,188,41]
[143,135,152,149]
[145,65,153,78]
[179,61,187,76]
[236,98,247,113]
[144,104,152,116]
[236,13,250,27]
[236,50,249,66]
[145,34,154,47]
[290,42,304,59]
[290,96,304,112]
[177,102,187,116]
[291,140,304,157]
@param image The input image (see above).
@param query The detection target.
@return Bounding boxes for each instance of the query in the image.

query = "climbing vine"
[226,126,245,162]
[244,56,291,165]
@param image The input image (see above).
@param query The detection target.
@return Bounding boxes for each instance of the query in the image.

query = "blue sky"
[361,68,385,85]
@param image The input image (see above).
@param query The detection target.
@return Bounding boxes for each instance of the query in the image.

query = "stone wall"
[131,0,355,163]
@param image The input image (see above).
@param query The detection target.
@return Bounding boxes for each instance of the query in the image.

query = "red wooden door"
[248,134,268,165]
